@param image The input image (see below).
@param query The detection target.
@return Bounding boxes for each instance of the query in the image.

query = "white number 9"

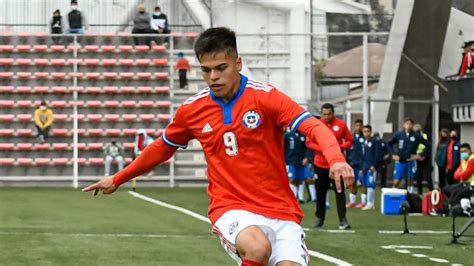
[223,132,238,156]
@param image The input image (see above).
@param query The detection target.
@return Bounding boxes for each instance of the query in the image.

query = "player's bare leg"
[236,226,272,264]
[393,179,401,188]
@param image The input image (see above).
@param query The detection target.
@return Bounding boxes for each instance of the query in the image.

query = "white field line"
[429,258,450,263]
[129,191,353,266]
[381,245,432,250]
[381,245,452,264]
[0,231,206,238]
[395,249,411,254]
[379,230,450,234]
[303,228,355,234]
[412,254,429,258]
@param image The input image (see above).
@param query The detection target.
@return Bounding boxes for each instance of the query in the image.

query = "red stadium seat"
[89,158,105,165]
[68,100,84,107]
[0,158,15,165]
[139,114,155,122]
[33,59,49,66]
[85,45,99,52]
[53,114,68,122]
[152,45,166,52]
[84,59,100,66]
[104,114,120,121]
[17,72,32,79]
[87,114,102,122]
[157,114,171,121]
[0,100,14,107]
[118,31,131,36]
[0,72,14,79]
[52,128,68,136]
[77,158,87,165]
[0,143,14,150]
[16,58,31,65]
[34,72,49,79]
[185,32,199,38]
[104,100,119,108]
[137,86,153,93]
[122,114,137,121]
[102,59,117,66]
[17,143,33,150]
[101,45,116,52]
[52,86,68,94]
[137,72,152,79]
[0,114,14,122]
[121,100,136,108]
[35,158,51,165]
[17,114,32,121]
[51,59,66,66]
[120,86,135,93]
[51,45,65,52]
[52,158,69,165]
[125,158,133,164]
[51,72,67,79]
[106,129,121,136]
[68,86,83,93]
[0,58,14,65]
[136,59,151,66]
[76,143,87,150]
[88,143,103,150]
[53,143,69,150]
[123,142,135,150]
[119,45,133,52]
[86,101,102,108]
[103,72,118,79]
[171,32,183,37]
[153,58,168,66]
[76,128,86,136]
[145,129,156,136]
[0,129,14,136]
[85,72,101,79]
[34,86,49,93]
[123,128,137,136]
[0,45,14,52]
[0,86,14,93]
[67,59,83,65]
[67,45,82,52]
[16,86,32,93]
[33,45,48,52]
[17,45,32,52]
[156,101,172,108]
[104,86,119,94]
[34,143,50,151]
[118,59,134,66]
[85,86,101,94]
[51,101,67,108]
[155,72,169,79]
[155,86,170,93]
[135,45,150,52]
[17,129,33,136]
[18,158,33,165]
[17,100,32,108]
[139,100,154,108]
[68,72,84,79]
[87,129,103,136]
[119,72,135,79]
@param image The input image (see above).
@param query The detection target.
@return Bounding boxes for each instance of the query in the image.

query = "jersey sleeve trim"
[162,132,188,149]
[290,111,311,132]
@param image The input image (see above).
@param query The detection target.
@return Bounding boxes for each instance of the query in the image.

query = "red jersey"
[175,58,191,70]
[161,75,345,224]
[306,117,353,169]
[459,51,473,76]
[446,140,454,170]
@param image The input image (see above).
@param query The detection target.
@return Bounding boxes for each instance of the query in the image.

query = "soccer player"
[346,119,366,208]
[83,27,354,266]
[388,117,430,193]
[284,128,316,203]
[306,103,353,229]
[360,125,378,210]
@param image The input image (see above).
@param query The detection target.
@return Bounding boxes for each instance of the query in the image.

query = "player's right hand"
[392,155,400,161]
[82,176,117,196]
[329,162,355,193]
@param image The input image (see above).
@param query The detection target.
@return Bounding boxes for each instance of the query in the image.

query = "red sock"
[241,259,265,266]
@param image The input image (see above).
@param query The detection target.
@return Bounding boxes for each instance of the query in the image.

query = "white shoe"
[362,203,375,210]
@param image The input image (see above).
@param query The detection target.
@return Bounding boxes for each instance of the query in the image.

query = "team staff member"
[346,119,366,208]
[306,103,353,230]
[446,130,461,186]
[388,118,430,193]
[373,131,391,187]
[454,143,474,186]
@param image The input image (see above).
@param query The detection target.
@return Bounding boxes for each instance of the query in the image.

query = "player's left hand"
[82,176,117,196]
[329,162,355,193]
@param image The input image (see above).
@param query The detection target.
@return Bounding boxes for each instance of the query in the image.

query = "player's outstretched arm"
[82,138,177,195]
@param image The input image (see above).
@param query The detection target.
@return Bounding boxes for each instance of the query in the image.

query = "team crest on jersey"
[410,136,415,142]
[242,110,261,129]
[333,125,340,132]
[229,221,239,235]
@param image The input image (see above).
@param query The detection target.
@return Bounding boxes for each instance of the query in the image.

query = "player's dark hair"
[155,6,161,11]
[363,124,372,131]
[404,117,414,124]
[355,119,363,125]
[321,103,334,113]
[194,27,238,61]
[460,143,471,150]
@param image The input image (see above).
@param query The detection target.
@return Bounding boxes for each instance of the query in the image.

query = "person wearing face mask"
[150,6,171,45]
[34,101,54,144]
[446,130,461,186]
[66,0,88,34]
[104,139,125,177]
[454,143,474,186]
[50,9,64,44]
[132,4,152,46]
[435,128,450,189]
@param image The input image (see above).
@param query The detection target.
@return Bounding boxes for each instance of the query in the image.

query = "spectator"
[360,125,378,210]
[151,6,170,45]
[134,129,154,158]
[457,41,474,80]
[346,119,365,208]
[435,128,450,189]
[66,0,87,34]
[446,130,461,185]
[50,9,64,44]
[132,4,152,46]
[454,143,474,186]
[374,131,391,188]
[306,103,353,229]
[104,139,124,177]
[388,117,430,193]
[174,52,191,89]
[34,101,54,144]
[414,124,433,195]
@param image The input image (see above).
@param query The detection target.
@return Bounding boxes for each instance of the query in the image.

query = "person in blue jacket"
[360,125,379,210]
[346,119,366,208]
[388,117,430,193]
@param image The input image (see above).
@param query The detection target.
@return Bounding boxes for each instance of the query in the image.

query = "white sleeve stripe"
[162,132,187,148]
[290,111,311,131]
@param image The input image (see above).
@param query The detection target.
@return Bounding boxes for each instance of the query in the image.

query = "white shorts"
[211,210,310,266]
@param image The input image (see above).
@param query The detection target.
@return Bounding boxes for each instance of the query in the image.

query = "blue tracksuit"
[361,137,379,188]
[347,133,364,182]
[285,131,309,180]
[375,137,391,165]
[388,130,430,180]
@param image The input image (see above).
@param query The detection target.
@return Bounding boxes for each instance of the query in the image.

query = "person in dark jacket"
[435,128,450,189]
[66,0,87,34]
[151,6,171,45]
[346,119,366,208]
[388,117,430,192]
[414,124,433,195]
[445,130,461,185]
[132,4,152,45]
[50,9,64,44]
[360,125,379,210]
[374,131,391,187]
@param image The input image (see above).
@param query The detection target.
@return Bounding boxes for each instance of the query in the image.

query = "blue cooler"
[381,188,407,215]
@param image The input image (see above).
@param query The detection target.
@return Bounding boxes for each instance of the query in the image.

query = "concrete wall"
[461,124,474,147]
